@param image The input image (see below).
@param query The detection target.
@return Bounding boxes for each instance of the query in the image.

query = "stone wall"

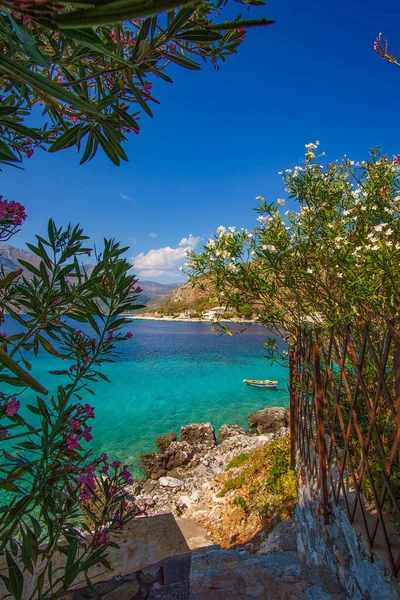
[295,464,400,600]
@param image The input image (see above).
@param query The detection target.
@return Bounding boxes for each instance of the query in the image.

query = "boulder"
[248,407,289,434]
[141,441,194,479]
[218,424,253,442]
[156,431,177,451]
[159,476,183,489]
[180,422,216,452]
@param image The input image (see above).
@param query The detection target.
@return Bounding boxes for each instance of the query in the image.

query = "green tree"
[0,0,273,166]
[0,203,148,598]
[188,143,400,346]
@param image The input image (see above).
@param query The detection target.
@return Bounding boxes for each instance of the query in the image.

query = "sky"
[3,0,400,282]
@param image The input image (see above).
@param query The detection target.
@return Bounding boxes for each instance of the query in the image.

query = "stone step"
[189,549,346,600]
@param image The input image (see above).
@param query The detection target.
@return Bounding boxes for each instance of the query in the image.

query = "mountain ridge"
[0,244,181,308]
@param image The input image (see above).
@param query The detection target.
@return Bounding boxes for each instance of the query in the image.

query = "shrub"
[0,199,145,599]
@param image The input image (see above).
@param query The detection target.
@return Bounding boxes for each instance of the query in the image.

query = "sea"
[3,318,289,475]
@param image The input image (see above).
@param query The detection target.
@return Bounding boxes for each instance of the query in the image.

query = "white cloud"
[132,234,201,277]
[178,234,200,248]
[119,192,135,204]
[149,232,158,238]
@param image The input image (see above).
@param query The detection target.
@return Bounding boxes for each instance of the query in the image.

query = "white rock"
[158,476,183,488]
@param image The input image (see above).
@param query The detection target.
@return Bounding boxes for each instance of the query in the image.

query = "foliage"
[218,436,296,521]
[225,452,250,470]
[188,144,400,345]
[0,0,273,166]
[0,196,145,599]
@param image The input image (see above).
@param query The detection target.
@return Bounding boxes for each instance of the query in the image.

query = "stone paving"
[189,548,346,600]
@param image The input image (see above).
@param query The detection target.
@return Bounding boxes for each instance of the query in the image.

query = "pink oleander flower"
[74,329,83,336]
[125,332,133,340]
[83,404,95,418]
[66,434,82,451]
[111,460,121,470]
[142,82,152,97]
[69,364,77,372]
[393,154,400,165]
[120,465,133,485]
[82,426,93,441]
[69,418,81,431]
[84,250,91,257]
[83,356,92,364]
[5,398,20,417]
[100,463,109,474]
[0,428,8,437]
[77,472,95,489]
[93,529,110,548]
[0,332,7,338]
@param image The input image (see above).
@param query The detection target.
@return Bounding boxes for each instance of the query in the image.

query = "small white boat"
[243,379,278,389]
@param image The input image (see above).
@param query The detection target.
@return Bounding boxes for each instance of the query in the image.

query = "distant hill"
[0,244,180,310]
[144,278,214,316]
[137,281,180,307]
[0,244,94,278]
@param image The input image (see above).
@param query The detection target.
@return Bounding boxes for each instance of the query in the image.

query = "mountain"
[143,278,214,316]
[136,281,180,306]
[0,244,95,278]
[0,244,180,308]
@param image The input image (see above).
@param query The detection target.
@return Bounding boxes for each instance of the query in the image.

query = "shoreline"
[122,314,255,324]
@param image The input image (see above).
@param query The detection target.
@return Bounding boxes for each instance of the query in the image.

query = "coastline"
[122,314,254,324]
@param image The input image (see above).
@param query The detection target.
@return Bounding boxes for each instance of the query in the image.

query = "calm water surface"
[5,319,289,474]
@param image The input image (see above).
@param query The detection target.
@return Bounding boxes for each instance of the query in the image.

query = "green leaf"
[0,269,23,289]
[164,52,201,70]
[9,16,50,68]
[48,124,89,153]
[54,0,201,28]
[0,56,102,117]
[0,140,20,162]
[0,347,48,395]
[126,81,153,118]
[166,7,196,37]
[6,550,24,600]
[176,29,222,42]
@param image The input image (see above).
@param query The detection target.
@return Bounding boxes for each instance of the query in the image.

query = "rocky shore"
[128,407,290,548]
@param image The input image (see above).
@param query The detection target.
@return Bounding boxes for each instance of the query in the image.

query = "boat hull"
[243,379,278,389]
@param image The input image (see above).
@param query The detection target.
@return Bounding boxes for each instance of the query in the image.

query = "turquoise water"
[4,319,289,474]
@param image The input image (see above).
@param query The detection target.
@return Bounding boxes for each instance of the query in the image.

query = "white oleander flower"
[228,226,236,233]
[247,233,253,238]
[327,223,334,229]
[216,226,226,236]
[337,273,343,278]
[277,198,285,206]
[255,195,265,201]
[386,240,393,246]
[360,206,367,212]
[179,266,184,271]
[207,239,216,248]
[307,268,313,274]
[343,209,350,216]
[374,224,383,232]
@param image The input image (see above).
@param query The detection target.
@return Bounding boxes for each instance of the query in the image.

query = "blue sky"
[3,0,400,281]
